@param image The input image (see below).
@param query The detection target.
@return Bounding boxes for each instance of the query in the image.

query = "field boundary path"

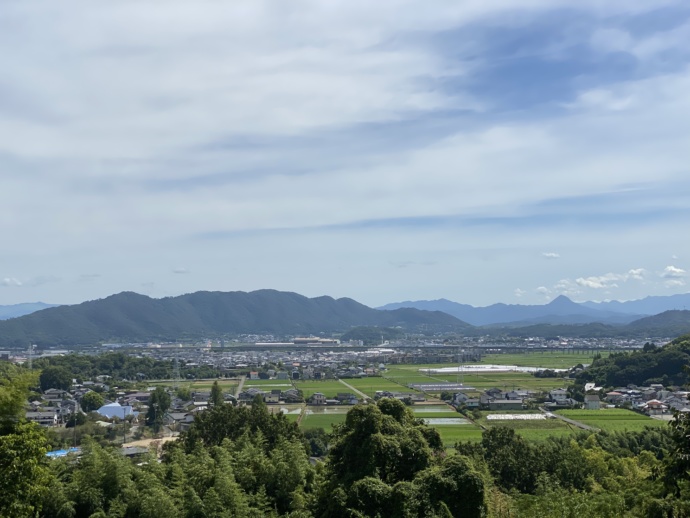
[540,407,599,431]
[235,376,246,396]
[337,378,370,402]
[296,404,307,426]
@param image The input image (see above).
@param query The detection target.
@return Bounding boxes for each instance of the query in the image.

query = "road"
[337,378,370,401]
[539,407,599,431]
[235,376,246,396]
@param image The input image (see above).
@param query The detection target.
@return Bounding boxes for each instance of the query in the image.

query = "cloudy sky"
[2,0,689,308]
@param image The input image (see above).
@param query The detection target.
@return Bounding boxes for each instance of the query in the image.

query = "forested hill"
[574,334,690,388]
[0,290,470,347]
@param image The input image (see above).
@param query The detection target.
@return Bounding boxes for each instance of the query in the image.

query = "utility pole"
[173,355,180,391]
[72,405,77,448]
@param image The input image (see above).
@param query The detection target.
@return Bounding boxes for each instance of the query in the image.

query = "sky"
[1,0,690,308]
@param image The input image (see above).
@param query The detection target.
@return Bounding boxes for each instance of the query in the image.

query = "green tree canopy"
[39,365,71,392]
[147,386,171,432]
[80,390,104,413]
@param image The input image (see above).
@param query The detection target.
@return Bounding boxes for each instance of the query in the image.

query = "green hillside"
[0,289,470,347]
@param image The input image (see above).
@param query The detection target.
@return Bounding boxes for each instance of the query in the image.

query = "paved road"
[337,378,370,401]
[539,407,599,431]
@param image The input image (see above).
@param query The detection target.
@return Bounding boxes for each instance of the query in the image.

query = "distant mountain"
[379,295,643,326]
[581,293,690,315]
[625,310,690,337]
[0,302,60,320]
[0,290,471,347]
[479,311,690,339]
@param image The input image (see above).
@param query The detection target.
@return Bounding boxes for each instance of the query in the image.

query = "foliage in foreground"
[4,358,690,517]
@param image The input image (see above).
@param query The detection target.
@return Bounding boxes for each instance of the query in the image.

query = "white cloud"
[661,265,687,288]
[542,252,560,259]
[514,288,526,298]
[1,277,23,287]
[0,1,689,306]
[575,273,624,289]
[627,268,646,281]
[661,265,686,279]
[172,268,190,274]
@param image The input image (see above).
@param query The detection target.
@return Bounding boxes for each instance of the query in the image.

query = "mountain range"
[0,290,468,348]
[378,293,690,326]
[1,290,690,347]
[0,302,60,320]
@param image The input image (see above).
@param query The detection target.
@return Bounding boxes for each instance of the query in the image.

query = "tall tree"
[80,390,104,412]
[147,387,171,432]
[0,421,53,517]
[210,380,224,407]
[0,364,38,433]
[39,365,72,392]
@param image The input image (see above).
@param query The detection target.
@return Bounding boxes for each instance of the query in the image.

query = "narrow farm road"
[337,378,370,401]
[539,407,599,431]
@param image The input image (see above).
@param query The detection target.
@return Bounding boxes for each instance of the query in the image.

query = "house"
[276,372,289,380]
[283,391,302,403]
[549,389,568,403]
[308,393,327,406]
[336,393,358,405]
[238,388,265,402]
[642,399,668,416]
[264,390,281,404]
[584,394,601,410]
[25,411,58,427]
[249,372,259,380]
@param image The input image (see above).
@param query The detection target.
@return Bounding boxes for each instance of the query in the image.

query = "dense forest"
[3,359,690,517]
[33,352,220,383]
[574,334,690,388]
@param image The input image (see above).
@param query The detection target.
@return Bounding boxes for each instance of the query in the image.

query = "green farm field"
[244,378,294,387]
[477,351,610,369]
[344,377,417,397]
[383,367,569,394]
[556,409,669,432]
[293,380,348,398]
[150,379,239,391]
[433,424,484,445]
[301,412,347,432]
[469,411,576,441]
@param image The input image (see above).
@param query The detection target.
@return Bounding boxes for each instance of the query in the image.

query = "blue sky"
[1,0,689,307]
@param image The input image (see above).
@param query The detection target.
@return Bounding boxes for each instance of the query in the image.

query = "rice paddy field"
[476,410,576,440]
[344,377,416,397]
[476,351,610,369]
[384,366,570,395]
[556,409,669,432]
[150,379,239,392]
[244,378,294,387]
[301,410,348,432]
[292,380,348,398]
[434,425,484,445]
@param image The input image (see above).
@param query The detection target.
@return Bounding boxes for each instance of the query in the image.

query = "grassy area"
[556,409,669,432]
[433,424,484,445]
[415,412,461,419]
[150,379,239,391]
[301,412,347,432]
[474,410,577,441]
[476,351,610,369]
[243,378,294,386]
[383,363,571,395]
